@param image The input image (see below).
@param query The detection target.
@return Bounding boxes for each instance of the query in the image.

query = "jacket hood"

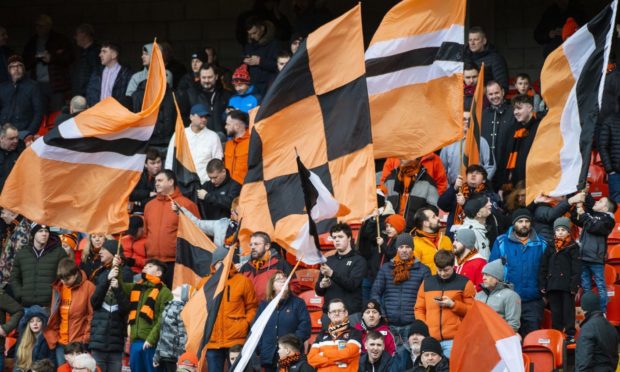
[19,305,49,331]
[258,20,276,46]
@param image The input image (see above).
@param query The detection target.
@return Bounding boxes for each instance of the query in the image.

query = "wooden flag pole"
[375,209,381,253]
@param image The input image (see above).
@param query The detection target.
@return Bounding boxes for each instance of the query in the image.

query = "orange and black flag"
[461,63,484,177]
[366,0,465,159]
[173,211,216,289]
[238,4,375,253]
[181,244,234,370]
[0,41,166,234]
[171,96,202,204]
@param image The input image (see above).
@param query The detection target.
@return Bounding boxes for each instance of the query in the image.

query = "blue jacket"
[490,227,547,302]
[254,294,311,367]
[229,85,261,113]
[371,259,430,326]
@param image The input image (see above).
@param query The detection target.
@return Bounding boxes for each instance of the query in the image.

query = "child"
[56,342,88,372]
[228,64,261,113]
[14,306,53,372]
[539,217,580,342]
[153,284,192,372]
[514,73,546,113]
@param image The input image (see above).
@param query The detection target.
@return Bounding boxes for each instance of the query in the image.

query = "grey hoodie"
[126,43,173,96]
[475,281,521,332]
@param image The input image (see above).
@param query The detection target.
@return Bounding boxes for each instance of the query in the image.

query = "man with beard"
[242,16,281,95]
[453,228,486,292]
[490,208,547,337]
[358,331,393,372]
[412,206,452,274]
[224,110,250,184]
[475,259,521,332]
[185,64,232,135]
[391,320,429,370]
[353,300,396,356]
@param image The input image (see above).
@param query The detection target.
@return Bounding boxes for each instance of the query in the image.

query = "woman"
[504,181,526,214]
[14,306,53,372]
[254,271,311,372]
[79,233,107,279]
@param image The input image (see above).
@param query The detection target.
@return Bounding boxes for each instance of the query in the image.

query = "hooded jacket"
[475,281,521,332]
[575,210,615,264]
[229,84,262,113]
[154,299,188,364]
[240,248,291,301]
[460,218,491,259]
[125,43,173,97]
[539,240,580,293]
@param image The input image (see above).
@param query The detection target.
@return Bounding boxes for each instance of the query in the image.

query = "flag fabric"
[171,96,202,199]
[294,155,349,265]
[181,244,234,370]
[526,1,617,204]
[172,211,216,289]
[366,0,465,159]
[238,4,375,254]
[461,63,485,177]
[450,301,524,372]
[0,42,167,234]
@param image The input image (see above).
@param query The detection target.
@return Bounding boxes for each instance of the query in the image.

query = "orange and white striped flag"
[366,0,465,159]
[0,41,167,234]
[526,1,617,204]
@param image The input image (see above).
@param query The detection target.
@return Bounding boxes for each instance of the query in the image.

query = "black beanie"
[511,208,532,225]
[101,239,119,255]
[408,319,430,338]
[463,196,488,219]
[420,337,443,355]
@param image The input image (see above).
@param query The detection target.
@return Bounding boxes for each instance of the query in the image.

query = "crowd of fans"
[0,0,619,371]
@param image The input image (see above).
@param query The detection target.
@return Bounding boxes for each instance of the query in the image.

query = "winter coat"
[308,325,362,372]
[454,253,486,292]
[371,259,430,326]
[357,214,395,281]
[0,288,23,354]
[354,321,396,356]
[199,171,241,221]
[132,80,175,146]
[475,281,521,331]
[380,155,448,195]
[489,227,547,302]
[384,167,439,231]
[154,300,187,363]
[575,310,619,371]
[575,210,615,264]
[539,241,580,293]
[530,200,571,246]
[599,116,620,174]
[14,306,53,370]
[125,66,173,97]
[412,356,449,372]
[240,249,291,302]
[144,188,200,262]
[460,218,491,259]
[242,24,281,94]
[225,131,250,185]
[481,102,516,188]
[229,85,262,113]
[508,117,541,187]
[72,42,101,97]
[129,170,156,214]
[359,351,393,372]
[22,30,74,93]
[206,267,258,349]
[184,85,233,134]
[89,265,133,352]
[121,234,147,273]
[414,273,476,341]
[0,141,25,198]
[439,138,496,187]
[315,249,367,314]
[10,236,68,307]
[412,233,452,275]
[85,64,133,106]
[0,77,43,138]
[465,44,508,90]
[255,294,311,367]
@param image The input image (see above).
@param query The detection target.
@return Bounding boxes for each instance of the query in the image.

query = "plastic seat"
[607,244,620,263]
[299,290,324,312]
[522,353,531,372]
[523,329,566,371]
[295,269,320,288]
[309,310,323,333]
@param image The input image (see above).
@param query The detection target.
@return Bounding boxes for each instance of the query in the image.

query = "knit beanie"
[408,319,430,338]
[553,217,571,231]
[581,291,601,313]
[455,228,477,249]
[395,233,413,248]
[30,223,48,238]
[59,233,79,251]
[482,259,505,282]
[232,64,251,84]
[100,239,118,255]
[420,337,443,355]
[463,196,488,219]
[511,208,532,225]
[385,214,406,234]
[362,299,382,315]
[191,50,208,63]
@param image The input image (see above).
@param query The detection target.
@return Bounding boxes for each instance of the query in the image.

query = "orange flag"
[461,63,484,177]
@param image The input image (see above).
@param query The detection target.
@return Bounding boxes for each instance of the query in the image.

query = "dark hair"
[413,206,437,230]
[250,231,271,245]
[485,80,502,91]
[75,23,95,38]
[604,197,618,213]
[511,94,533,107]
[145,258,167,275]
[278,334,303,352]
[229,344,243,354]
[64,342,87,355]
[227,110,249,126]
[30,359,55,372]
[330,223,352,239]
[516,73,531,83]
[277,50,292,59]
[156,169,177,188]
[466,164,488,180]
[57,257,79,280]
[434,250,455,269]
[328,298,347,311]
[206,158,225,173]
[366,330,385,342]
[245,15,266,31]
[145,147,161,161]
[468,26,486,37]
[463,61,479,72]
[100,41,120,55]
[199,63,219,75]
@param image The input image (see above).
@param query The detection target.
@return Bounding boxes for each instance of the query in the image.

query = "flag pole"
[375,209,381,253]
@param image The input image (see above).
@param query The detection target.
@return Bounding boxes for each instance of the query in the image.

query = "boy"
[228,64,261,113]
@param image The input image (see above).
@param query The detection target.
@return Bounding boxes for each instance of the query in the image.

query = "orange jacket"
[414,273,476,341]
[121,234,147,273]
[44,270,95,348]
[206,266,258,349]
[224,131,250,184]
[380,155,448,195]
[144,188,199,262]
[307,326,362,371]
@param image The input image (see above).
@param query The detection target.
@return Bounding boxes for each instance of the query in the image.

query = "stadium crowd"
[0,0,619,371]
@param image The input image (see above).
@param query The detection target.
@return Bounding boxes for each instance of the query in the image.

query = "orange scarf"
[250,250,271,270]
[554,236,572,251]
[392,255,415,284]
[397,163,421,214]
[279,353,301,371]
[453,183,487,225]
[456,249,478,266]
[415,229,440,246]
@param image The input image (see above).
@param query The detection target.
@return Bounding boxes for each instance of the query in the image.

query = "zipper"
[439,281,444,340]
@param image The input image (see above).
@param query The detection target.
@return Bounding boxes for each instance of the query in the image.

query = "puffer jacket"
[464,44,508,90]
[240,249,291,301]
[384,167,439,231]
[475,281,521,332]
[371,259,430,326]
[575,310,619,371]
[228,85,262,113]
[10,236,68,307]
[575,210,615,264]
[0,287,23,354]
[490,227,547,302]
[154,300,187,364]
[599,116,620,173]
[412,232,452,275]
[539,240,580,293]
[530,200,571,246]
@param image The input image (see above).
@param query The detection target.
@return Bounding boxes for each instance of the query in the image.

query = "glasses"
[329,309,346,315]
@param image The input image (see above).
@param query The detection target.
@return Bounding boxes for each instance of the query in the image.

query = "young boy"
[228,64,261,113]
[276,51,291,72]
[56,342,88,372]
[153,284,192,372]
[539,217,580,342]
[514,73,545,112]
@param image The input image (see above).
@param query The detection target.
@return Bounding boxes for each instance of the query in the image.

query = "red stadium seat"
[523,329,566,371]
[522,353,531,372]
[309,310,323,333]
[588,151,609,200]
[290,269,320,294]
[299,290,324,312]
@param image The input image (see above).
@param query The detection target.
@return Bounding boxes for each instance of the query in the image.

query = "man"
[277,50,291,72]
[71,24,100,97]
[460,195,502,257]
[228,64,261,113]
[465,26,508,90]
[85,41,132,106]
[412,206,452,274]
[239,231,291,301]
[177,51,206,101]
[414,250,475,357]
[315,223,367,324]
[165,103,223,184]
[475,259,521,332]
[0,55,43,139]
[463,61,479,108]
[440,113,496,187]
[575,196,616,314]
[185,64,232,135]
[11,223,67,307]
[125,43,173,98]
[243,16,281,95]
[308,299,362,371]
[489,208,547,337]
[53,95,87,127]
[129,147,162,214]
[453,228,486,292]
[0,123,24,191]
[575,291,619,371]
[391,320,429,371]
[224,109,250,184]
[502,94,540,190]
[276,334,313,371]
[370,233,430,345]
[379,154,448,195]
[353,300,396,356]
[414,337,449,371]
[143,170,199,287]
[481,80,516,190]
[359,331,392,372]
[383,158,439,231]
[196,158,241,221]
[116,257,173,372]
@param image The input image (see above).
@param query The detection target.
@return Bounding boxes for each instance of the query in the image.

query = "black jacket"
[0,288,23,354]
[132,80,175,147]
[86,64,133,106]
[315,249,367,314]
[23,30,74,93]
[72,42,101,97]
[465,45,508,90]
[575,210,615,264]
[530,200,571,246]
[0,77,43,138]
[359,351,393,372]
[509,116,541,187]
[184,84,233,135]
[0,140,24,191]
[539,241,580,293]
[283,355,315,372]
[412,355,449,372]
[481,102,515,187]
[130,170,157,214]
[357,215,395,280]
[200,171,241,220]
[575,311,619,371]
[598,116,620,173]
[242,24,282,95]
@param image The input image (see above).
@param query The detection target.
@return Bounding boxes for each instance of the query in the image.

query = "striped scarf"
[279,353,301,371]
[328,318,350,340]
[128,273,162,324]
[453,183,487,225]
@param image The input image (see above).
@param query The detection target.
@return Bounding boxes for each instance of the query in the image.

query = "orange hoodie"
[225,131,250,184]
